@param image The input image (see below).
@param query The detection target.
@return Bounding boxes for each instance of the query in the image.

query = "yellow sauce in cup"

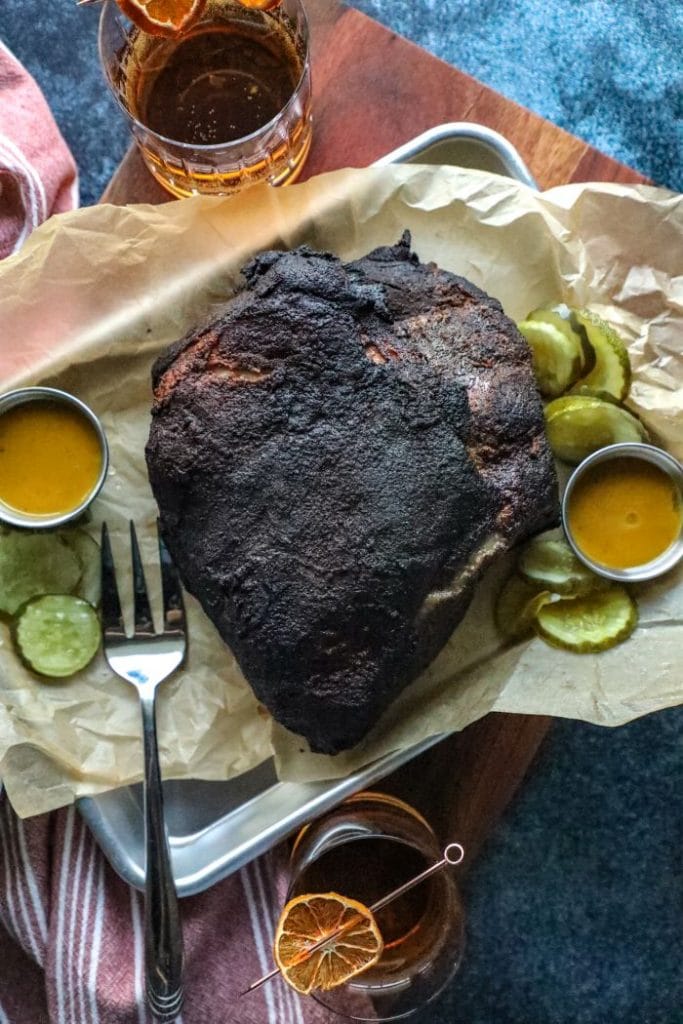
[0,400,103,517]
[567,456,682,570]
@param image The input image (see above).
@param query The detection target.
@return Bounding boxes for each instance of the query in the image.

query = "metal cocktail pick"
[241,841,465,997]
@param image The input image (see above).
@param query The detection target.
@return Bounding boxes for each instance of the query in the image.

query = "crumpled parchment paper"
[0,164,681,816]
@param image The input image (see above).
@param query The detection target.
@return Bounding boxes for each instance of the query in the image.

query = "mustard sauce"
[568,456,682,569]
[0,401,102,516]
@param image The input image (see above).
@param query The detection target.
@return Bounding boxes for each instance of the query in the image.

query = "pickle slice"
[534,585,637,653]
[518,534,607,596]
[14,594,100,678]
[63,530,101,607]
[517,319,583,397]
[528,304,594,374]
[0,532,82,616]
[566,385,622,406]
[545,395,648,464]
[571,310,631,402]
[495,574,554,641]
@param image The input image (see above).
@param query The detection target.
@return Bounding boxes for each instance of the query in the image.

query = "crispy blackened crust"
[146,233,558,753]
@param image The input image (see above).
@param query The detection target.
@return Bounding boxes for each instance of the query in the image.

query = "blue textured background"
[0,2,682,1022]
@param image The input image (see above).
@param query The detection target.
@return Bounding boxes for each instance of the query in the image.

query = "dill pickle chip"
[14,594,100,678]
[518,534,608,596]
[517,319,583,397]
[528,304,594,374]
[0,532,82,615]
[495,574,554,640]
[534,585,637,653]
[545,395,648,464]
[566,385,623,406]
[570,310,631,402]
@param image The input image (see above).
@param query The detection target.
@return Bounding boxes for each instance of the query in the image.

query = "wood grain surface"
[100,0,646,865]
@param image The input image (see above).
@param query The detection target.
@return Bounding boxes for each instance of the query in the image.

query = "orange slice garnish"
[274,892,384,995]
[234,0,283,8]
[116,0,207,37]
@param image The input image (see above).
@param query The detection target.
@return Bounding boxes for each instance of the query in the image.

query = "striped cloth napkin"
[0,39,329,1024]
[0,784,330,1024]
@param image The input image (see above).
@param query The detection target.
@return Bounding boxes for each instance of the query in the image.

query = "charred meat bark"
[146,233,558,754]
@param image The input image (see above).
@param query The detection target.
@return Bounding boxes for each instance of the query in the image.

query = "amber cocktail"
[99,0,312,197]
[287,792,466,1021]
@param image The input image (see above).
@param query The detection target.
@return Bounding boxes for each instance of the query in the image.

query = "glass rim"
[291,791,436,861]
[97,0,311,154]
[288,833,441,901]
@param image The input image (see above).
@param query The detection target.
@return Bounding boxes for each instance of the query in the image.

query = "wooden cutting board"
[101,0,648,866]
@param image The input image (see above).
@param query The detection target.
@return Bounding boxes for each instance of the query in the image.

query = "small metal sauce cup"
[562,442,683,583]
[0,386,109,530]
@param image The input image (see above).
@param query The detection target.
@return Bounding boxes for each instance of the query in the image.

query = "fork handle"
[140,691,184,1023]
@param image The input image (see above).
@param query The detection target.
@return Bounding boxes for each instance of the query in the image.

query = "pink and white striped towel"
[0,42,330,1024]
[0,784,332,1024]
[0,39,78,259]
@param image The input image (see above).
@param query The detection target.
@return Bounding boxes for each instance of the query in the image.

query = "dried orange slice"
[116,0,207,37]
[274,892,384,995]
[235,0,282,8]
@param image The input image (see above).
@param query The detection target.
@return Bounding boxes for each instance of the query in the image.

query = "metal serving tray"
[78,122,536,897]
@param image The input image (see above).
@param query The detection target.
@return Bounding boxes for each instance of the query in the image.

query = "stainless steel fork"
[101,521,186,1023]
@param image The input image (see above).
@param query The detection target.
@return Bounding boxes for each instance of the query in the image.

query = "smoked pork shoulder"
[146,233,558,753]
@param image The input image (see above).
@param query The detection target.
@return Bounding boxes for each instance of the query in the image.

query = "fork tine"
[157,521,186,636]
[129,521,155,636]
[100,523,125,637]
